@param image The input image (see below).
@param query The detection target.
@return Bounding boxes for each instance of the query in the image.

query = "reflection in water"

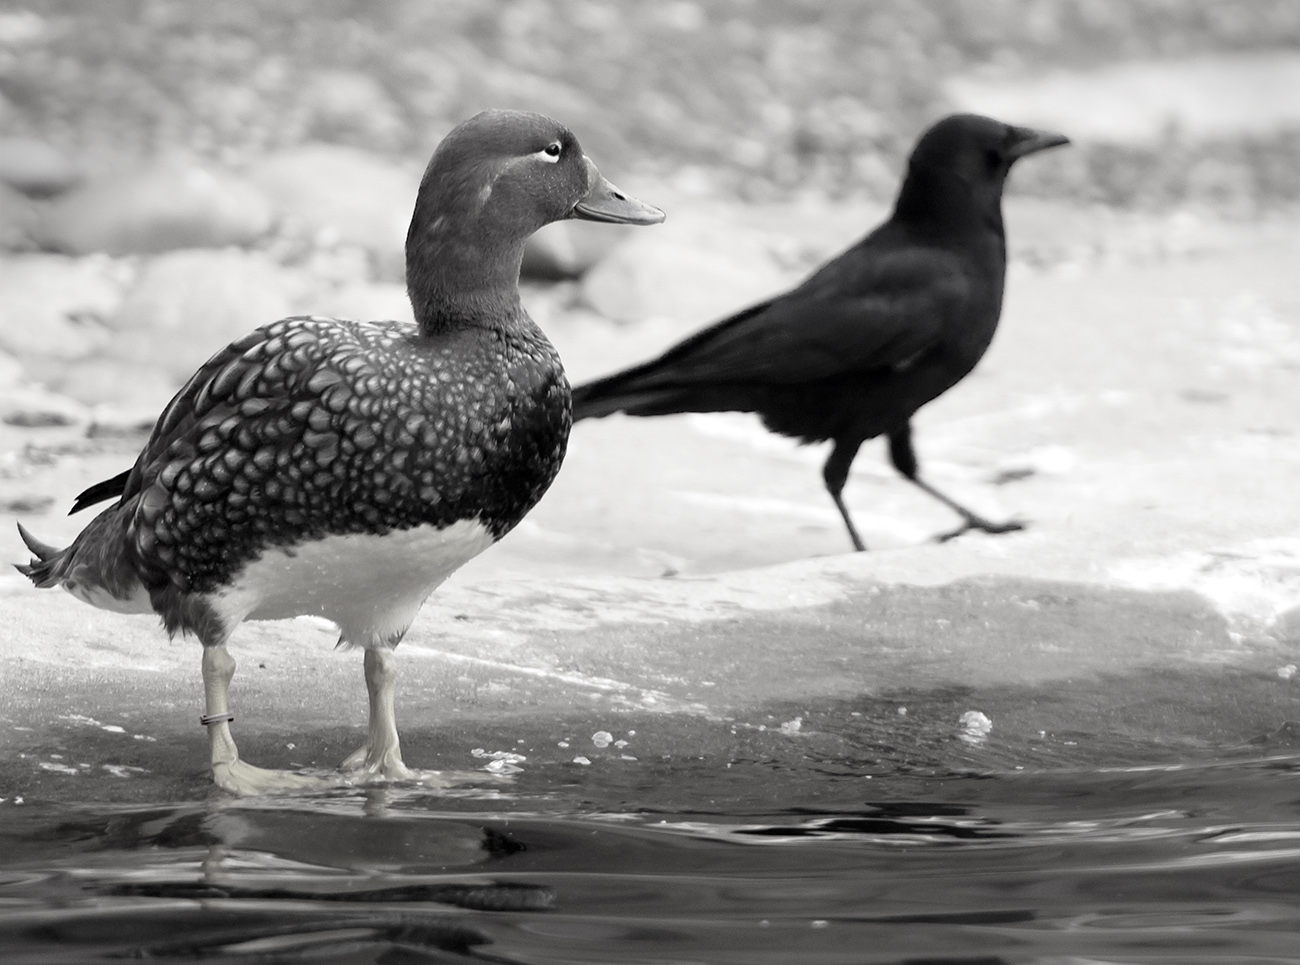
[4,754,1300,962]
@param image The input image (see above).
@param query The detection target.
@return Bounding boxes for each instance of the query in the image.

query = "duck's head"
[407,110,663,327]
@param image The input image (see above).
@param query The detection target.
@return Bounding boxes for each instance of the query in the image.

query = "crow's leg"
[823,439,867,552]
[887,424,1025,542]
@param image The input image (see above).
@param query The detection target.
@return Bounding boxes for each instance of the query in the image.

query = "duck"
[15,109,665,795]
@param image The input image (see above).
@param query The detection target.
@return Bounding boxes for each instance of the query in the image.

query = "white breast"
[206,519,496,648]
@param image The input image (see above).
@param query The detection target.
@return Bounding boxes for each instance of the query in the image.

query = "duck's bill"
[570,157,665,226]
[1006,126,1071,158]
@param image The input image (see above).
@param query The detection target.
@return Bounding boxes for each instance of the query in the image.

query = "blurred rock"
[1276,604,1300,647]
[108,250,302,381]
[309,282,414,324]
[248,145,417,281]
[0,350,24,388]
[523,221,633,281]
[0,384,91,428]
[0,254,124,361]
[48,357,178,410]
[87,403,164,438]
[302,70,406,152]
[0,181,35,250]
[0,493,55,514]
[295,245,374,289]
[945,52,1300,147]
[0,136,82,197]
[579,212,796,324]
[32,158,275,255]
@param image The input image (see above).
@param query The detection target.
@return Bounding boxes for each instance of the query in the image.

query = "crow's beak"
[1006,126,1071,159]
[569,156,665,226]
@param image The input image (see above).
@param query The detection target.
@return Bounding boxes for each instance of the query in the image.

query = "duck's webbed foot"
[213,759,327,795]
[202,644,326,796]
[338,647,457,786]
[338,647,505,788]
[340,741,418,783]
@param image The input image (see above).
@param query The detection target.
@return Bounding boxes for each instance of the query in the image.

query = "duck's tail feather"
[70,469,131,514]
[16,514,154,616]
[15,522,69,587]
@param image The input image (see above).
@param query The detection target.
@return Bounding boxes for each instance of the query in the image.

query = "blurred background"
[3,0,1299,400]
[3,0,1300,207]
[1,0,1298,574]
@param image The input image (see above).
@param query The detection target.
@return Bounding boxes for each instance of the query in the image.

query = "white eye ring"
[536,141,562,163]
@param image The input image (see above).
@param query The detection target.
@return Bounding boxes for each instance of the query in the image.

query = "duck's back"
[92,313,569,635]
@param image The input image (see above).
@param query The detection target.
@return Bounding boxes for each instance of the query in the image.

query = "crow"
[571,113,1068,551]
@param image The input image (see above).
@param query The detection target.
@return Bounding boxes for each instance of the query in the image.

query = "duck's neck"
[405,204,528,336]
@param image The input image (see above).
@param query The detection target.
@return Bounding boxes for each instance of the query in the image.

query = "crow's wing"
[590,243,973,394]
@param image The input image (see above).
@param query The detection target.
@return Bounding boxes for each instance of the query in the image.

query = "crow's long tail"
[571,365,762,421]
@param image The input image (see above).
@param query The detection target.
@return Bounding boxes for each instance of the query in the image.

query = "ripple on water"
[2,753,1300,962]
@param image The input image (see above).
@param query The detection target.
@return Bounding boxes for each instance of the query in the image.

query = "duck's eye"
[537,141,562,163]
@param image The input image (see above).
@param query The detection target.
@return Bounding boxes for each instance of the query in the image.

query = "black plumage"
[572,113,1068,551]
[16,110,664,793]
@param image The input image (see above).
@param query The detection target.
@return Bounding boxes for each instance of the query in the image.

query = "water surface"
[5,703,1300,964]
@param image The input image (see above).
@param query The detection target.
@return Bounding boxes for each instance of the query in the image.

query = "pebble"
[958,710,994,744]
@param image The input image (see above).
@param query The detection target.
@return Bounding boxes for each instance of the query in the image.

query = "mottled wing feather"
[114,326,274,508]
[65,330,270,515]
[121,315,568,596]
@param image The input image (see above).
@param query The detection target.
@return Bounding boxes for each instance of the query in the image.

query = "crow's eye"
[536,141,562,163]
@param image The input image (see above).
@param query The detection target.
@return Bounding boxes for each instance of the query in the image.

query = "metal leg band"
[199,712,235,726]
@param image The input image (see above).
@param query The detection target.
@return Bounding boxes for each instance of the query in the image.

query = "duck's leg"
[341,648,418,782]
[202,643,322,795]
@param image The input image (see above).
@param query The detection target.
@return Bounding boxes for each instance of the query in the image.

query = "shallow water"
[5,717,1300,964]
